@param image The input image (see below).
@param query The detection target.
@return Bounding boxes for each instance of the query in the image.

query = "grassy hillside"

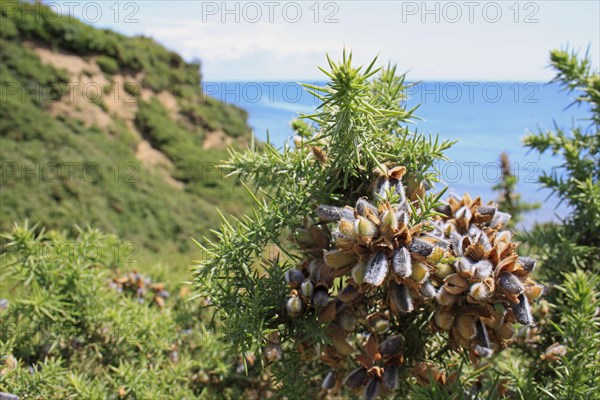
[0,0,254,257]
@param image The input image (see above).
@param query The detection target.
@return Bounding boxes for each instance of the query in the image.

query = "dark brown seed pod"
[476,205,497,217]
[344,367,368,389]
[435,204,452,217]
[511,294,533,325]
[378,335,404,358]
[392,247,412,277]
[322,371,336,390]
[498,272,525,294]
[339,285,361,303]
[408,239,434,257]
[364,378,380,400]
[475,319,492,357]
[364,252,389,287]
[382,364,398,390]
[390,282,413,313]
[518,256,536,272]
[317,205,354,222]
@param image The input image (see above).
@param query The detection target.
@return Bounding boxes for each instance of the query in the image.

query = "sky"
[48,1,599,81]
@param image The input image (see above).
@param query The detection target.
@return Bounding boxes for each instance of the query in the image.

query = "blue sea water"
[203,81,590,228]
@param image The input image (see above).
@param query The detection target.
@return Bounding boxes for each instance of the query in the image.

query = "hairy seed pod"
[392,246,412,277]
[511,294,533,325]
[420,280,437,299]
[300,279,314,298]
[457,257,475,276]
[411,262,429,283]
[434,309,454,330]
[375,177,391,199]
[263,342,282,363]
[490,211,511,228]
[455,205,472,221]
[469,282,493,302]
[324,250,357,269]
[355,216,379,238]
[408,239,434,257]
[518,256,536,272]
[286,295,303,316]
[339,219,356,238]
[435,263,455,279]
[364,378,380,400]
[285,269,305,288]
[478,232,492,251]
[352,261,368,284]
[312,287,329,308]
[356,198,378,216]
[322,371,336,390]
[339,285,361,303]
[450,232,465,257]
[344,367,368,389]
[473,260,493,280]
[456,314,477,340]
[394,181,406,199]
[316,205,354,222]
[427,246,445,263]
[379,335,404,358]
[381,210,398,233]
[498,272,524,294]
[382,364,399,390]
[364,252,389,287]
[390,282,413,313]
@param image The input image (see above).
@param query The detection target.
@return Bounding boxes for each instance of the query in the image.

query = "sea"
[203,81,591,228]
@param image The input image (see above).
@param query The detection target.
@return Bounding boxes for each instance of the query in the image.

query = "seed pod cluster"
[430,193,542,357]
[318,166,444,316]
[109,270,170,308]
[280,167,541,397]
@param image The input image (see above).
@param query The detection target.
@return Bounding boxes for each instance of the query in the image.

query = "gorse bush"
[0,224,272,399]
[194,50,600,399]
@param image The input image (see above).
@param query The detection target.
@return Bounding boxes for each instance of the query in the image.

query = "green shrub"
[96,55,120,75]
[0,224,265,399]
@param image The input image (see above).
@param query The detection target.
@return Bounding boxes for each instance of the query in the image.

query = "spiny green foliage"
[541,270,600,399]
[488,49,600,400]
[521,48,600,273]
[193,52,454,397]
[0,0,253,256]
[492,152,540,227]
[0,223,267,399]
